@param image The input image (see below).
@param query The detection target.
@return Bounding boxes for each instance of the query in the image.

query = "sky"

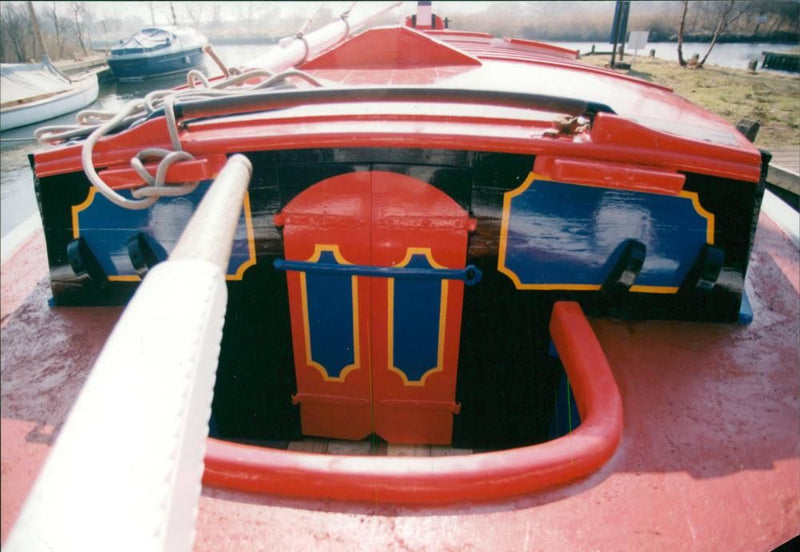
[86,1,505,24]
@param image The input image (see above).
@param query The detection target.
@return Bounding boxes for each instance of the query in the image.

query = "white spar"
[253,1,404,73]
[4,155,253,552]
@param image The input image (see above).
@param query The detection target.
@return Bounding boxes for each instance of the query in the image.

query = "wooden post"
[26,1,50,60]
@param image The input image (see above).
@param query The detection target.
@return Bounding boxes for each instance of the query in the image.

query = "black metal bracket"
[127,232,168,278]
[601,239,647,302]
[66,237,108,287]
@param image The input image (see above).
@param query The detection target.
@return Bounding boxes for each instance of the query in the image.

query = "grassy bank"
[581,54,800,147]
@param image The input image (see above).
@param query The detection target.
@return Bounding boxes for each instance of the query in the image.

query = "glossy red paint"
[201,300,622,504]
[98,154,228,190]
[368,172,471,444]
[5,10,798,550]
[276,171,473,445]
[504,37,580,59]
[279,171,374,441]
[428,32,673,91]
[33,117,174,178]
[301,27,481,69]
[31,103,761,187]
[2,212,798,549]
[534,156,686,195]
[32,24,761,185]
[182,114,761,182]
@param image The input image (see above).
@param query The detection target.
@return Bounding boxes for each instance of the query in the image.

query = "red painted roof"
[297,26,758,156]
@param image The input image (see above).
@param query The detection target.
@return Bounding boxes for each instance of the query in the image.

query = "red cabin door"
[276,170,475,445]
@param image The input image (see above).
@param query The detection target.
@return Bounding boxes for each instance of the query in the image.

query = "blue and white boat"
[107,26,207,81]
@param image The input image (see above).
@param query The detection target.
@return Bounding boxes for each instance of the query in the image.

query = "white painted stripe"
[1,212,42,265]
[762,189,800,248]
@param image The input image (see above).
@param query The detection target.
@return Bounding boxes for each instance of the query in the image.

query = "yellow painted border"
[680,189,715,245]
[299,244,361,383]
[387,247,448,387]
[497,172,716,294]
[71,187,97,240]
[70,184,257,282]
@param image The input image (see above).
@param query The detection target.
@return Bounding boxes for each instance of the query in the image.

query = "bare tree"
[69,1,88,55]
[677,1,753,68]
[698,1,752,67]
[44,1,67,58]
[182,3,207,29]
[1,2,32,62]
[677,0,689,66]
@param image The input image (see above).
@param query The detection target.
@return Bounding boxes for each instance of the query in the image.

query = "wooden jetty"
[52,54,111,81]
[762,50,800,73]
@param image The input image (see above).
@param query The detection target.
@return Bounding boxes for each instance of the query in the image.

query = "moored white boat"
[0,57,99,132]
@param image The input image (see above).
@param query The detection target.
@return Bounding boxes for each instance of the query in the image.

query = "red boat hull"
[2,209,797,550]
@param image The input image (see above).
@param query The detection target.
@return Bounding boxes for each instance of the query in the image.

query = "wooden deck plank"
[287,439,328,453]
[386,444,432,456]
[766,145,799,198]
[429,446,473,456]
[286,439,475,456]
[326,440,373,455]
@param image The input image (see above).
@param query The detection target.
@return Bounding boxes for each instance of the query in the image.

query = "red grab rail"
[203,301,623,504]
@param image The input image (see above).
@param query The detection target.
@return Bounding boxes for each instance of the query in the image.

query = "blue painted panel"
[74,181,254,279]
[392,254,442,382]
[305,250,356,378]
[502,179,712,290]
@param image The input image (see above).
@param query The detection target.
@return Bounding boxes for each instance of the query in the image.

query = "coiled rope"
[34,45,322,210]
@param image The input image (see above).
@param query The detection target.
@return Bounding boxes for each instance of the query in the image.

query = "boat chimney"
[417,1,433,27]
[407,1,446,30]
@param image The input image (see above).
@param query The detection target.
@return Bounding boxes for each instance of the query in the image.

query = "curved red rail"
[203,301,623,504]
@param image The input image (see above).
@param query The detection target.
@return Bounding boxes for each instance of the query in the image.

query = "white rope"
[186,69,210,89]
[130,149,199,199]
[81,100,160,210]
[34,2,402,211]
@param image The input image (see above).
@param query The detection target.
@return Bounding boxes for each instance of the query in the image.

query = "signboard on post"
[628,31,649,63]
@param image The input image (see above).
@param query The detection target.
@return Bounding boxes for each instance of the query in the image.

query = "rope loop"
[35,23,351,210]
[187,69,210,89]
[130,149,199,199]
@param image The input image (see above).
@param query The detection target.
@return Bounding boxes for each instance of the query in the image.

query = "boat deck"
[2,202,798,551]
[287,438,473,456]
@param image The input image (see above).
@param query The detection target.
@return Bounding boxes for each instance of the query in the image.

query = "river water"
[1,41,796,238]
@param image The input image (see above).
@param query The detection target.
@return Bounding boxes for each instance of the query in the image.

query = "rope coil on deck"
[33,60,323,210]
[32,2,399,211]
